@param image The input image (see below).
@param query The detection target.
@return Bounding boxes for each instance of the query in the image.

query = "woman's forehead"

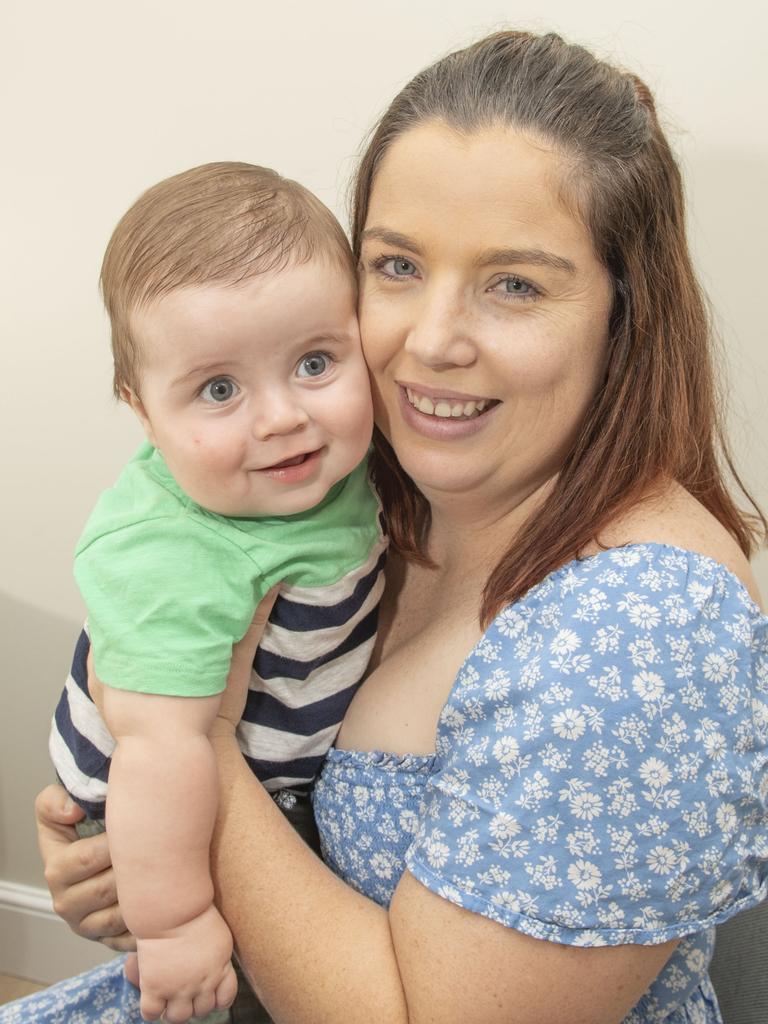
[365,122,593,259]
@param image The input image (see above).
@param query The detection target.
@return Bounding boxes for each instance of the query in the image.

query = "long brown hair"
[351,31,765,625]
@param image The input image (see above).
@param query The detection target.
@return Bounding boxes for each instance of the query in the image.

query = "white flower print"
[517,770,553,812]
[552,707,586,740]
[475,636,501,662]
[575,588,610,623]
[423,829,451,869]
[647,846,677,875]
[682,802,710,838]
[370,850,397,879]
[687,580,713,608]
[456,829,482,866]
[541,682,575,705]
[606,778,639,819]
[628,636,660,668]
[478,864,512,887]
[566,826,600,857]
[628,602,662,630]
[440,705,466,731]
[484,667,512,701]
[715,803,738,837]
[540,742,571,772]
[711,648,741,683]
[609,548,642,567]
[489,812,521,840]
[583,742,611,777]
[633,671,665,702]
[638,757,672,788]
[592,624,623,655]
[596,901,626,928]
[569,791,604,821]
[550,628,581,655]
[519,656,542,689]
[567,859,602,890]
[495,607,526,638]
[494,705,517,733]
[709,879,733,909]
[587,666,626,702]
[533,814,563,844]
[526,854,561,891]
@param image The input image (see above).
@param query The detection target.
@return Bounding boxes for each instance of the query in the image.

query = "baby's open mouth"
[404,387,499,420]
[264,450,317,471]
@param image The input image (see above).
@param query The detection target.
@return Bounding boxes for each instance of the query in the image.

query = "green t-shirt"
[75,443,381,697]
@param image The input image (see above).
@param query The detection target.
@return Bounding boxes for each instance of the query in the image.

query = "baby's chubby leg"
[103,687,237,1023]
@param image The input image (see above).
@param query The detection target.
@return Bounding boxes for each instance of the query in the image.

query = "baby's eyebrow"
[170,363,231,389]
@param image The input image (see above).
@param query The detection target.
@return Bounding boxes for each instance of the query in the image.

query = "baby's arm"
[102,686,236,1023]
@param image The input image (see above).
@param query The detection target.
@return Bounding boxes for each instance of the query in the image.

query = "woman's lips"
[396,385,500,439]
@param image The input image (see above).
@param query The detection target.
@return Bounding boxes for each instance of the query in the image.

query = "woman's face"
[358,121,614,515]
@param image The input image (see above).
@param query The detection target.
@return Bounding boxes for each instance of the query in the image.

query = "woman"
[18,30,768,1024]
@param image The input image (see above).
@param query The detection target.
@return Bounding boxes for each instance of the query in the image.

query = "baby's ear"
[120,386,157,446]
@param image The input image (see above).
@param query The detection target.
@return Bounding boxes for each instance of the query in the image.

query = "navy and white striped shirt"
[50,533,386,819]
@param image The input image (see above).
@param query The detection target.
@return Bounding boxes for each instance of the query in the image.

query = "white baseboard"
[0,880,115,985]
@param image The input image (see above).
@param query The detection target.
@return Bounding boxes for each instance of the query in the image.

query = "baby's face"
[126,259,373,517]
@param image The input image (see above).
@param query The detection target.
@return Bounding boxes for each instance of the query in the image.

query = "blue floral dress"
[313,545,768,1023]
[4,544,766,1024]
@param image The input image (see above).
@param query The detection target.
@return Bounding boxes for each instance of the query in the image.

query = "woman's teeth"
[405,387,490,419]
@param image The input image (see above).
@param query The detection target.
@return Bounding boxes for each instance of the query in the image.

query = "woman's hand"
[212,587,280,739]
[35,783,135,951]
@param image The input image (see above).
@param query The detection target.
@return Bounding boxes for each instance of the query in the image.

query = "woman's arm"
[211,726,676,1024]
[210,615,678,1024]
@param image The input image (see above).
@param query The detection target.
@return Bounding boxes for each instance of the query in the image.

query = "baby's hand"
[133,904,237,1023]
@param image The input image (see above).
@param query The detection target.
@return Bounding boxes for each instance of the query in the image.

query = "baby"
[49,162,384,1022]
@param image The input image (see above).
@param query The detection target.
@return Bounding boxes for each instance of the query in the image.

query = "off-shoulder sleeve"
[405,544,768,946]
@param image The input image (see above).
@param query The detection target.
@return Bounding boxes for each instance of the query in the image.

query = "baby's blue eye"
[297,353,331,378]
[201,377,238,402]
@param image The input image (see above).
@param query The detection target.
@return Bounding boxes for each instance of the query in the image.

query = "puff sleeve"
[405,544,768,946]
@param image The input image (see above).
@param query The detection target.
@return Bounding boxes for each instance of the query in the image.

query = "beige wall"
[2,0,766,904]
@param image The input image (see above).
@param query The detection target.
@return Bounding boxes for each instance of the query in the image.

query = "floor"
[0,972,48,1005]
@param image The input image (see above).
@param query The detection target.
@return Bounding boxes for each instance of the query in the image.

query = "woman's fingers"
[35,784,132,945]
[124,952,140,989]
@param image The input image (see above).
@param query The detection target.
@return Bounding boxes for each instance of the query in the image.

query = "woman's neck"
[422,473,557,573]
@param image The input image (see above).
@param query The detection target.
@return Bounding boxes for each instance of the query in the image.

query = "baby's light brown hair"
[101,161,356,398]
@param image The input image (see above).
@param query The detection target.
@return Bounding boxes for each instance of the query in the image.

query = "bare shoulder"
[595,480,764,608]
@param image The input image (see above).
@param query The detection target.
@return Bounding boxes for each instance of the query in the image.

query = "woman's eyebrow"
[360,229,576,275]
[475,248,577,274]
[360,227,424,255]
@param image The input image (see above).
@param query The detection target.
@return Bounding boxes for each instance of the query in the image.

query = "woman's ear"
[119,385,157,447]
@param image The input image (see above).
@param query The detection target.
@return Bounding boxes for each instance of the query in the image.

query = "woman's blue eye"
[201,377,238,403]
[297,352,331,378]
[380,257,416,277]
[498,276,535,297]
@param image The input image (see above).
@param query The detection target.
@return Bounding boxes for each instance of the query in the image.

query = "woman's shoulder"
[590,480,762,608]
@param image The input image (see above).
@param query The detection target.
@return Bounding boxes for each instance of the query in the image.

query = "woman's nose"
[251,394,310,440]
[403,290,478,369]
